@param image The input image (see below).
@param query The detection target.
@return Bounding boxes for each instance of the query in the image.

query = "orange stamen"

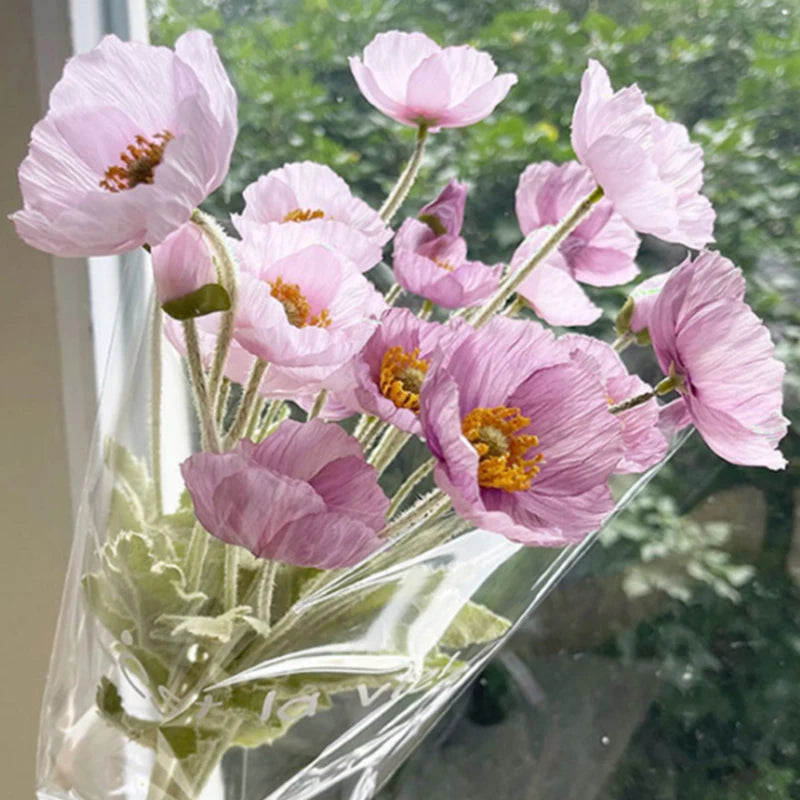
[379,346,430,412]
[434,258,455,272]
[269,276,330,328]
[99,131,174,192]
[283,208,326,223]
[462,406,543,492]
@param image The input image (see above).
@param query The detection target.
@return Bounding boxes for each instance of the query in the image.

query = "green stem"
[379,124,429,224]
[379,489,450,540]
[225,360,268,446]
[150,302,164,516]
[245,397,267,440]
[191,211,238,414]
[609,390,655,414]
[384,284,404,306]
[367,426,410,475]
[185,522,210,593]
[419,298,434,319]
[387,458,435,518]
[215,377,231,430]
[256,560,278,628]
[613,332,635,353]
[504,296,525,317]
[256,399,285,441]
[224,546,239,610]
[182,320,221,452]
[469,186,604,328]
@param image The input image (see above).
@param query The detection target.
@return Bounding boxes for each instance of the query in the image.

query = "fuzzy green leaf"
[439,601,511,650]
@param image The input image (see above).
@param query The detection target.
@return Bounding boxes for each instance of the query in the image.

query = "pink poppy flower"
[235,162,391,272]
[181,419,389,568]
[330,308,451,435]
[561,334,668,473]
[12,31,237,257]
[516,161,639,286]
[419,317,624,545]
[648,250,788,469]
[418,179,468,236]
[393,219,502,309]
[235,222,386,368]
[571,60,714,249]
[349,31,517,131]
[150,222,216,305]
[628,272,670,335]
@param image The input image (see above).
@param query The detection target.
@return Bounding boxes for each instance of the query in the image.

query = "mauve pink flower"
[349,31,517,131]
[235,162,391,272]
[561,334,668,473]
[516,161,639,286]
[235,222,386,368]
[419,317,624,545]
[510,230,602,326]
[12,31,237,257]
[393,218,502,309]
[648,250,788,469]
[181,419,388,568]
[330,308,451,434]
[571,60,714,249]
[418,179,468,236]
[150,222,216,305]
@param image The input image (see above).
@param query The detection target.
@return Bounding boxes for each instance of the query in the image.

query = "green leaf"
[162,283,232,321]
[103,438,155,530]
[439,601,511,650]
[154,606,254,644]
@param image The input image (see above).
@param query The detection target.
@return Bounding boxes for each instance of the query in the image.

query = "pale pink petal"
[405,54,452,122]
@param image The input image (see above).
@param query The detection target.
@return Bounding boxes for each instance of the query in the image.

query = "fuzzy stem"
[256,560,278,628]
[367,426,410,475]
[182,320,221,452]
[609,390,655,414]
[470,186,604,328]
[256,399,285,441]
[150,302,164,516]
[387,458,435,518]
[419,299,434,319]
[191,211,238,414]
[225,360,268,446]
[379,489,450,540]
[186,522,209,592]
[503,296,525,317]
[379,125,429,224]
[384,283,403,306]
[245,397,267,440]
[307,389,328,421]
[613,332,635,353]
[224,546,239,610]
[215,377,231,430]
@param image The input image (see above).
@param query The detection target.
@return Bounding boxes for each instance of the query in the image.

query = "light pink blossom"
[181,419,388,568]
[349,31,517,131]
[648,250,788,469]
[561,334,668,472]
[393,218,502,309]
[150,222,216,305]
[235,162,391,272]
[234,222,386,368]
[629,272,670,334]
[516,161,640,286]
[419,317,624,545]
[571,60,714,249]
[12,31,237,256]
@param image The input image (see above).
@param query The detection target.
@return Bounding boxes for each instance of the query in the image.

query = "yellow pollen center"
[283,208,326,223]
[379,346,430,412]
[434,258,456,272]
[462,406,544,492]
[269,276,330,328]
[100,130,174,192]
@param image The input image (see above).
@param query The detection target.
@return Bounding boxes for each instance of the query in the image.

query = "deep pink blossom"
[181,420,388,568]
[418,179,468,236]
[234,222,386,368]
[561,334,668,472]
[235,162,391,272]
[12,32,237,256]
[150,222,216,305]
[393,218,502,309]
[330,308,452,434]
[648,251,788,469]
[516,161,640,286]
[419,317,624,545]
[349,32,517,131]
[571,60,714,249]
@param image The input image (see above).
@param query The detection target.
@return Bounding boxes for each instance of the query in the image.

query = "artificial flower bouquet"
[15,29,787,800]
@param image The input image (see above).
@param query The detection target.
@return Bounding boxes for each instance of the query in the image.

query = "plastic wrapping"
[36,269,683,800]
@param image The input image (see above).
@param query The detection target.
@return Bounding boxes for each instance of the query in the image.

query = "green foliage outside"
[149,1,800,797]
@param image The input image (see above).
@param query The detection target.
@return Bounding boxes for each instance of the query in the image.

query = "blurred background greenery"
[150,1,800,797]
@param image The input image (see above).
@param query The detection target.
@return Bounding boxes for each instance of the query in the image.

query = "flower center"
[462,406,543,492]
[269,276,330,328]
[99,131,174,192]
[379,346,430,412]
[283,208,326,223]
[434,258,455,272]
